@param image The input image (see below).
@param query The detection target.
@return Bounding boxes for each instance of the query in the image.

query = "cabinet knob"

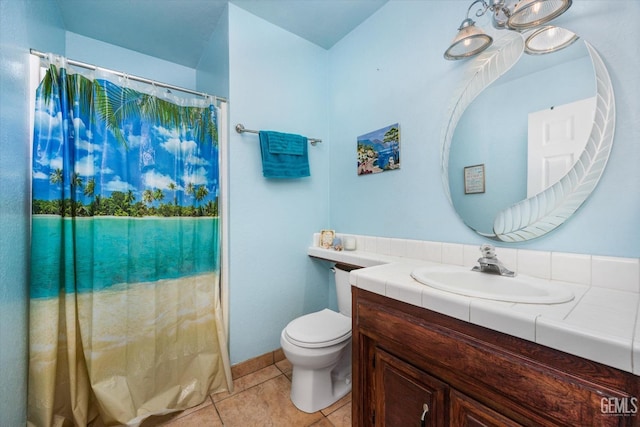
[420,403,429,427]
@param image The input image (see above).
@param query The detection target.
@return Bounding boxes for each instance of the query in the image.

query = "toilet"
[280,264,357,413]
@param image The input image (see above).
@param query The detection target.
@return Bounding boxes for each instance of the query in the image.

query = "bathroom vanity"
[308,239,640,426]
[352,287,639,426]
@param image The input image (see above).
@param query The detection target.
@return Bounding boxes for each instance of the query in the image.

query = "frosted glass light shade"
[444,19,493,60]
[525,26,579,55]
[507,0,572,30]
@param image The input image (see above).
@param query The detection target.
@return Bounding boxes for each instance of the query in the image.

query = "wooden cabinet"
[352,288,640,427]
[375,348,447,426]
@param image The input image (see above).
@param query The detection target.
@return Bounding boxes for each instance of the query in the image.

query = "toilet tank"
[334,264,359,318]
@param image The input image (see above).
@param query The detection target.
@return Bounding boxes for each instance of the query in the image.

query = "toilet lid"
[285,309,351,348]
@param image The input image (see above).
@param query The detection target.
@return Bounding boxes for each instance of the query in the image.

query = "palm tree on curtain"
[40,64,218,149]
[204,199,218,216]
[195,186,208,204]
[39,63,218,219]
[153,188,165,205]
[168,182,177,206]
[73,176,90,215]
[195,185,209,215]
[142,189,154,207]
[185,182,195,204]
[48,168,65,215]
[49,168,63,186]
[70,173,83,191]
[93,79,217,149]
[124,190,135,206]
[83,178,95,198]
[83,178,96,215]
[92,194,103,215]
[124,190,136,215]
[68,173,84,216]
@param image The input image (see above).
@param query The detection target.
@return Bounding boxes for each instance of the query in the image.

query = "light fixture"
[524,25,579,55]
[444,18,493,60]
[444,0,573,60]
[508,0,572,29]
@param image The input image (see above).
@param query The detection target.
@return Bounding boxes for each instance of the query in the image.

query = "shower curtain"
[28,55,231,427]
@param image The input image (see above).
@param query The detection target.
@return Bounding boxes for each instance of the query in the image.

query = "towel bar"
[235,123,321,146]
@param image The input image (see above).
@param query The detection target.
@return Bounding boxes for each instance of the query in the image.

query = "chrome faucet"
[472,244,516,277]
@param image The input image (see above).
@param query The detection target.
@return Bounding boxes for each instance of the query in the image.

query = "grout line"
[165,361,351,427]
[210,396,225,426]
[213,365,287,404]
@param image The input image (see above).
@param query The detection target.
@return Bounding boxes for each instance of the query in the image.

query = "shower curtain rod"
[30,48,228,103]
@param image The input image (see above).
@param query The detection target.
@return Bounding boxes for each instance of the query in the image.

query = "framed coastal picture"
[464,164,485,194]
[357,123,400,175]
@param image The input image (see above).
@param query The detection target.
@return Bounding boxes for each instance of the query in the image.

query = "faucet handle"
[480,244,496,258]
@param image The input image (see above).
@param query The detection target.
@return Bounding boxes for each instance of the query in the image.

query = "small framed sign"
[464,164,485,194]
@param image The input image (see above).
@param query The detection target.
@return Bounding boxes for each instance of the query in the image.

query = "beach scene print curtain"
[29,55,231,427]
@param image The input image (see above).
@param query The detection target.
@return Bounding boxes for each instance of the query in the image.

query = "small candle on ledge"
[344,237,356,251]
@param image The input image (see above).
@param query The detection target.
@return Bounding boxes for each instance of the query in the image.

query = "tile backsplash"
[313,233,640,294]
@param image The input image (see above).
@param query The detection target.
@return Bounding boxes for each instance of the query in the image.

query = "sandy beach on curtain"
[29,273,224,420]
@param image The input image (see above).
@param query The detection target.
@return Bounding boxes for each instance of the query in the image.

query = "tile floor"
[141,358,352,427]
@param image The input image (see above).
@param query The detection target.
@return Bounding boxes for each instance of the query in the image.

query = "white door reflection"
[527,96,596,197]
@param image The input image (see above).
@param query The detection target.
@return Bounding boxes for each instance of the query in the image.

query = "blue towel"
[259,131,310,179]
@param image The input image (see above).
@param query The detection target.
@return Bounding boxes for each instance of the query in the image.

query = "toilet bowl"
[280,264,357,413]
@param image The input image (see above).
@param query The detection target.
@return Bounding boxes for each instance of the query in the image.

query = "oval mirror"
[442,31,615,242]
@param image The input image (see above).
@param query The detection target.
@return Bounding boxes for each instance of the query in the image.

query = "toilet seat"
[285,309,351,348]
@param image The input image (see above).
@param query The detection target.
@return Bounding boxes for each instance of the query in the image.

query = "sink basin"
[411,265,574,304]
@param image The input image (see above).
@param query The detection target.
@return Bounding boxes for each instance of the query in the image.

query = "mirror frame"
[441,31,615,242]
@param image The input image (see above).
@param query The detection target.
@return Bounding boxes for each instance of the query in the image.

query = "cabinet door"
[375,348,448,426]
[450,390,523,427]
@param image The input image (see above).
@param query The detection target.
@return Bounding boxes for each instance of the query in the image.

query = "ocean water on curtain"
[31,216,219,298]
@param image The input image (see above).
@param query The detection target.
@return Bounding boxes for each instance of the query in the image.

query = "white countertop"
[308,246,640,376]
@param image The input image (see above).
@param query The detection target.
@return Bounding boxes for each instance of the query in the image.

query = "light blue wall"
[0,1,65,425]
[226,4,331,364]
[328,1,640,258]
[197,4,230,99]
[65,32,197,89]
